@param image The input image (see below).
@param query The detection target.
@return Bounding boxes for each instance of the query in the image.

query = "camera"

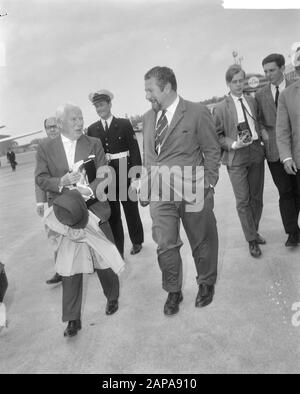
[237,121,252,143]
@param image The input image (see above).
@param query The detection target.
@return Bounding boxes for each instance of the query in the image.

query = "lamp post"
[232,51,243,67]
[232,51,238,64]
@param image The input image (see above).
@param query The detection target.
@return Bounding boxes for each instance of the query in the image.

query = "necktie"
[238,97,252,136]
[154,110,168,154]
[275,86,279,108]
[105,120,109,133]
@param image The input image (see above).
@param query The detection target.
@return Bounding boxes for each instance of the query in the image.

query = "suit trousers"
[108,181,144,256]
[227,142,265,242]
[0,264,8,303]
[62,269,119,322]
[149,194,218,293]
[268,160,300,234]
[61,219,120,322]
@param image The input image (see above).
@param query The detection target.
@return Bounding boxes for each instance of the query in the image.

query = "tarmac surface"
[0,146,299,374]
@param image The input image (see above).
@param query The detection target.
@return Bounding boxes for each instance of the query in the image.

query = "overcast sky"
[0,0,299,140]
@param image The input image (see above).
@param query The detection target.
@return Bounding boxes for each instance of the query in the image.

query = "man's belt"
[105,151,130,161]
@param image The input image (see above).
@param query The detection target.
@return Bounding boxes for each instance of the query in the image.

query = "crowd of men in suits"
[33,49,300,337]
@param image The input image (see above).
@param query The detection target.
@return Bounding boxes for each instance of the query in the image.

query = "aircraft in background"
[0,129,43,143]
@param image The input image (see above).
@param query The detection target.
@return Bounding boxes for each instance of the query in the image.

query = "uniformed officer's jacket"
[87,117,142,174]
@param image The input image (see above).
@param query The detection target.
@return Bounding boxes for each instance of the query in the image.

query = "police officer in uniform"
[87,90,144,258]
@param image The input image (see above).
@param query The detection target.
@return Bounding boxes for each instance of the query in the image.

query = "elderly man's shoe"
[285,233,299,247]
[249,240,262,258]
[256,233,266,245]
[195,284,214,308]
[130,244,142,255]
[46,273,62,285]
[106,300,118,315]
[63,320,81,337]
[164,291,183,316]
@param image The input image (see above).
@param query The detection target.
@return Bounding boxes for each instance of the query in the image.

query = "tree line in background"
[128,94,227,130]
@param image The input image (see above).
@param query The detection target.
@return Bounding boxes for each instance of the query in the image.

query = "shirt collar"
[230,93,246,103]
[61,134,77,144]
[271,79,286,90]
[101,115,113,127]
[165,95,179,116]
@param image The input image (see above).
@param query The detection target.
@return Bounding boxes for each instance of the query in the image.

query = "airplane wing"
[0,130,43,143]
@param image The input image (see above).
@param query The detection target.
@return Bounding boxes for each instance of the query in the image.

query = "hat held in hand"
[53,189,88,229]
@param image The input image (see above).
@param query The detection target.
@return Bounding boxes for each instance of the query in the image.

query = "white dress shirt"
[231,94,258,141]
[156,95,180,128]
[101,115,113,131]
[270,79,286,101]
[61,134,77,170]
[60,134,94,199]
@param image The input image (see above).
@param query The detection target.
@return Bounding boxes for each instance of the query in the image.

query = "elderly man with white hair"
[35,103,121,337]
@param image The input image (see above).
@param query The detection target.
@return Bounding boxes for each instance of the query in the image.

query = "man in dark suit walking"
[256,53,299,247]
[142,66,220,316]
[35,116,62,285]
[35,103,120,337]
[6,148,17,171]
[87,90,144,258]
[213,64,266,258]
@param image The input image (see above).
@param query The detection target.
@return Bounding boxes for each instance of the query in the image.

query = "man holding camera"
[213,65,265,258]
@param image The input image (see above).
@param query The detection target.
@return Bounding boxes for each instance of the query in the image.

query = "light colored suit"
[35,134,107,214]
[256,80,294,162]
[213,94,265,242]
[35,133,119,322]
[256,80,299,234]
[143,97,220,292]
[276,79,300,168]
[143,98,220,190]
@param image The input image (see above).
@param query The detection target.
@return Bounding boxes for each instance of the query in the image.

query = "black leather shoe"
[46,273,62,285]
[285,233,299,247]
[195,284,214,308]
[256,233,266,245]
[106,300,118,315]
[249,240,262,258]
[164,291,183,316]
[63,319,81,337]
[130,244,142,255]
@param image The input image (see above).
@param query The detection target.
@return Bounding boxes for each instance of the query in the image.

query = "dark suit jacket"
[35,134,110,220]
[255,79,294,162]
[276,79,300,168]
[7,151,15,163]
[87,117,142,173]
[143,97,220,192]
[213,94,264,167]
[35,137,49,204]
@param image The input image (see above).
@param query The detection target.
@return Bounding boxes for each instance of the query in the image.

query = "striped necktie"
[154,110,168,154]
